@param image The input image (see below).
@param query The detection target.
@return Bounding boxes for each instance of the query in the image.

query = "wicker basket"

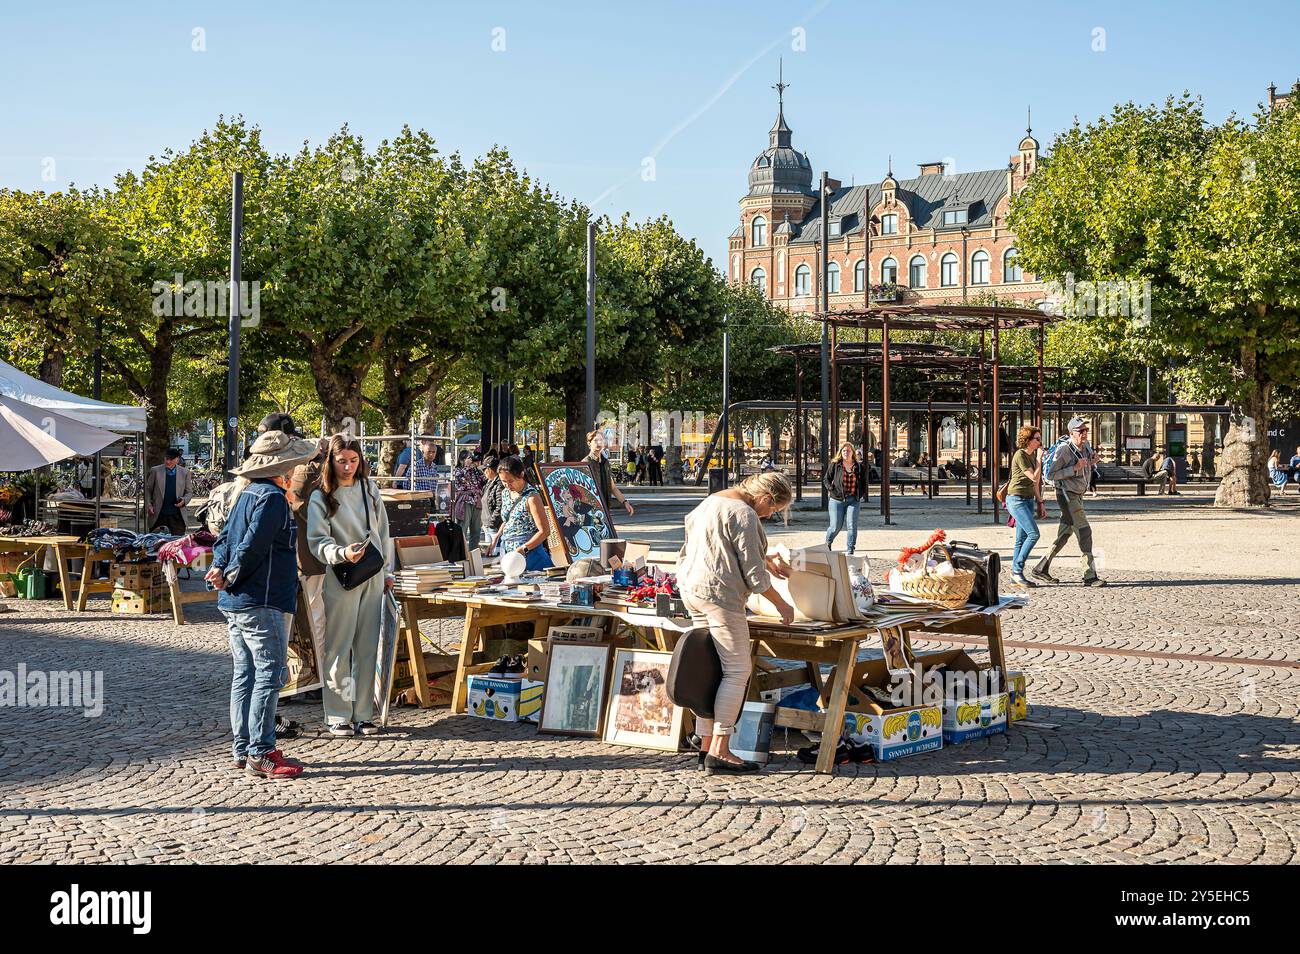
[898,542,975,608]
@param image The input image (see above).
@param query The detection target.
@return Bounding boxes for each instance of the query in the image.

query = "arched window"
[853,259,866,292]
[971,250,989,285]
[750,267,766,295]
[794,263,811,297]
[751,216,767,247]
[827,261,840,294]
[940,252,958,287]
[909,255,927,288]
[731,254,740,281]
[881,257,898,284]
[1004,247,1022,283]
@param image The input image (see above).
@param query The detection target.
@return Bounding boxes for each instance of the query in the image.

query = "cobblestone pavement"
[1,503,1297,863]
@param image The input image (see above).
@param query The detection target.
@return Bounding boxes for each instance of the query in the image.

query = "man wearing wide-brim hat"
[207,430,320,780]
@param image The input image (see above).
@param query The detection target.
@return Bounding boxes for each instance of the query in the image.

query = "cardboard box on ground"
[907,649,1009,743]
[840,654,943,761]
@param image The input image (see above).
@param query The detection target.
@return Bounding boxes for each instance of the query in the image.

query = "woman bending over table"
[676,471,795,775]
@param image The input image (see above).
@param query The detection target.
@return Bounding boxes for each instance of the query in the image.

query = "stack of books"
[393,561,462,595]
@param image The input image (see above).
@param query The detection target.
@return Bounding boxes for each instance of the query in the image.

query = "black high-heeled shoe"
[703,754,761,775]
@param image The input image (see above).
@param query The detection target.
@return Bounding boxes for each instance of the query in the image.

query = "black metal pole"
[794,355,803,502]
[93,313,103,528]
[991,308,1002,525]
[818,171,830,509]
[224,170,244,474]
[585,220,597,435]
[721,312,730,486]
[964,376,972,505]
[881,318,891,525]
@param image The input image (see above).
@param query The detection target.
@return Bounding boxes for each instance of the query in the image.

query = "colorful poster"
[535,461,617,567]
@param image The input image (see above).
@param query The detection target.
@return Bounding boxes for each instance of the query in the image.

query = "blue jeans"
[225,606,290,760]
[1005,494,1041,576]
[825,497,861,553]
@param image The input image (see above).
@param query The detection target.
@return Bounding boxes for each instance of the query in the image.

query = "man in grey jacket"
[1031,417,1106,587]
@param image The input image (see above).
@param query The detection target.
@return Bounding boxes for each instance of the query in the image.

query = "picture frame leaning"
[539,640,614,737]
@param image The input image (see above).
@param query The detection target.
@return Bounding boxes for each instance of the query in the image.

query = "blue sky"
[2,1,1296,266]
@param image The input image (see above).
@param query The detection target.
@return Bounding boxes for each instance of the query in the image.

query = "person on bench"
[1143,452,1172,494]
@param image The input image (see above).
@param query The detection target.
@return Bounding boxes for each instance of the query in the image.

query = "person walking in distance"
[823,442,867,556]
[1006,425,1047,587]
[1032,417,1105,587]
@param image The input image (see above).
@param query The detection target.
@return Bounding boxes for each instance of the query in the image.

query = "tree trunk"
[1214,344,1271,508]
[38,345,65,388]
[308,347,368,435]
[1199,413,1219,478]
[563,385,586,461]
[142,331,174,470]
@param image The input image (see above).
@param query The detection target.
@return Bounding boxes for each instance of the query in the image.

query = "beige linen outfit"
[675,495,772,737]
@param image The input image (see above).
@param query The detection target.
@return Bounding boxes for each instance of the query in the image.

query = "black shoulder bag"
[332,482,386,591]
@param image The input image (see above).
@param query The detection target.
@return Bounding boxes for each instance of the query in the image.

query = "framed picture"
[534,461,617,568]
[602,648,684,751]
[539,641,614,737]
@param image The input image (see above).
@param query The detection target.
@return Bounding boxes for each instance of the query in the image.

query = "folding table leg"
[815,637,860,774]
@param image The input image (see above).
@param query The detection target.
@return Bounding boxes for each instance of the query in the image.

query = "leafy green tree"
[0,188,136,389]
[1011,94,1300,506]
[101,116,272,465]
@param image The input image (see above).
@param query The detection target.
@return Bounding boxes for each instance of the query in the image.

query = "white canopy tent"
[0,358,148,531]
[0,396,122,469]
[0,358,147,432]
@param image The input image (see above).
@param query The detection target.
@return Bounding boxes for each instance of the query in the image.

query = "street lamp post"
[721,312,730,487]
[223,171,244,474]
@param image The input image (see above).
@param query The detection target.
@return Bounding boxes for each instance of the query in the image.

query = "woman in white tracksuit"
[308,434,392,736]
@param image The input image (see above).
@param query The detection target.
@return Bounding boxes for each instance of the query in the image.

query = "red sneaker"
[246,750,304,779]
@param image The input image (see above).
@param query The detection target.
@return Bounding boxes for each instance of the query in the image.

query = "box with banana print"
[941,692,1009,743]
[839,654,943,761]
[842,705,943,761]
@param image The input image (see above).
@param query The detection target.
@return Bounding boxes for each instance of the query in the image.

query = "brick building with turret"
[726,81,1048,313]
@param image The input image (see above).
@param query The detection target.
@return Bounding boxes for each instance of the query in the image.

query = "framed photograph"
[534,461,617,568]
[602,648,684,751]
[539,641,614,737]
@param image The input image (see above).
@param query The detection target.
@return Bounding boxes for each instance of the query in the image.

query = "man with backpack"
[1032,417,1106,587]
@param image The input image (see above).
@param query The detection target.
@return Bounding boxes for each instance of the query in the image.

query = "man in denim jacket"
[207,431,320,779]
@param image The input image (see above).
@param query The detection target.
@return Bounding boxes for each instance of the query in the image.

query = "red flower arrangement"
[897,529,946,569]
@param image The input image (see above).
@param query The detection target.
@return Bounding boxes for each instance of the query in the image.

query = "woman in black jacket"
[823,442,868,555]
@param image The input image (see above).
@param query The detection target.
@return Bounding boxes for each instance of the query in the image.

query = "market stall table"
[402,587,1020,775]
[399,592,692,714]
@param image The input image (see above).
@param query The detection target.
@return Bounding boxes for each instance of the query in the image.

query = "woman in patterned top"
[451,450,486,550]
[823,441,868,555]
[488,456,554,570]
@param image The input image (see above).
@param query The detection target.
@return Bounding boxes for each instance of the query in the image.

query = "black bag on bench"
[946,540,1001,607]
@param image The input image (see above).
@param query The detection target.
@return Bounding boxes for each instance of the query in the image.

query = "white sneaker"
[1010,572,1037,588]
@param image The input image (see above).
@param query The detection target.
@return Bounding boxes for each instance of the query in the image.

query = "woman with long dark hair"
[307,435,392,736]
[488,456,554,570]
